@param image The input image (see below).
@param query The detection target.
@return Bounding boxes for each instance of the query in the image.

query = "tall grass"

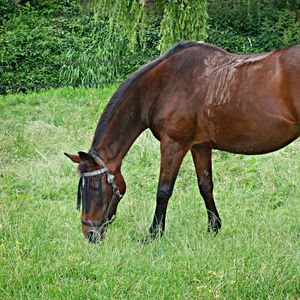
[0,87,299,299]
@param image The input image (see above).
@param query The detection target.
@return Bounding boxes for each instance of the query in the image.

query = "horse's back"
[198,45,300,154]
[146,43,300,154]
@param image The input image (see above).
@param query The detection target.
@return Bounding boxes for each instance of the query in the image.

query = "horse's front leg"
[149,137,189,238]
[191,147,221,233]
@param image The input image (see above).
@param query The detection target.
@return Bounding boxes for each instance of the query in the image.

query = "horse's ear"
[78,151,98,167]
[64,152,81,164]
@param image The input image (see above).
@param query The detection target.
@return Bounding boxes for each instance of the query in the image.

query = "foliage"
[0,0,17,26]
[0,1,160,95]
[0,1,91,93]
[58,14,159,87]
[207,0,300,53]
[90,0,207,53]
[1,0,300,94]
[158,0,207,52]
[98,1,148,52]
[0,87,299,298]
[1,7,63,90]
[258,10,300,51]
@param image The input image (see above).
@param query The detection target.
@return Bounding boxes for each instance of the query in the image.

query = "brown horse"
[65,41,300,242]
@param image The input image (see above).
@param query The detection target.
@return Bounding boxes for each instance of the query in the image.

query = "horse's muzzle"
[86,229,106,243]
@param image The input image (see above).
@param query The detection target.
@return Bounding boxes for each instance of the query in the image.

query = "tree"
[91,0,207,53]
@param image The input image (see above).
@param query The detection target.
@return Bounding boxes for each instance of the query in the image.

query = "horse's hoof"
[208,217,221,235]
[140,236,151,245]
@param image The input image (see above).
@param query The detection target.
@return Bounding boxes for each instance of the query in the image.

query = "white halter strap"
[82,167,108,177]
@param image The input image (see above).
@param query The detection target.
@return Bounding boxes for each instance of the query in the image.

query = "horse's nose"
[86,230,100,243]
[86,230,105,243]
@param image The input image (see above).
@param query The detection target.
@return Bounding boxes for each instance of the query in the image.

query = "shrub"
[1,0,300,94]
[0,1,159,94]
[207,0,300,54]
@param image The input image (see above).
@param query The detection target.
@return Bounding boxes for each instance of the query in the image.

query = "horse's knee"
[157,185,173,202]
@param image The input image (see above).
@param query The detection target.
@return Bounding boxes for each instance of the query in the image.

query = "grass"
[0,86,299,299]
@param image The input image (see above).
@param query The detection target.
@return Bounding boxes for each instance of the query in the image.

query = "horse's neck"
[92,90,147,173]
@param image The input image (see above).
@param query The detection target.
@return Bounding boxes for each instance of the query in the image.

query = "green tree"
[90,0,207,53]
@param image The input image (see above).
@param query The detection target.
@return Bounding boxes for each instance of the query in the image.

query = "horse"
[65,41,300,242]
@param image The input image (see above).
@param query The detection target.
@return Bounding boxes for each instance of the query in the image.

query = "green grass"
[0,87,299,299]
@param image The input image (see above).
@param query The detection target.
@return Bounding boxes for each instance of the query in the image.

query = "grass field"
[0,86,299,299]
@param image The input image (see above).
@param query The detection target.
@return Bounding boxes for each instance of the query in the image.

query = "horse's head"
[65,151,124,243]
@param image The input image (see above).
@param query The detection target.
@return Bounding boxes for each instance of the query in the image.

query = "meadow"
[0,86,299,299]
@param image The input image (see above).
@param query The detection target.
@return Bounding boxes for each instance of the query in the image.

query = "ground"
[0,87,299,299]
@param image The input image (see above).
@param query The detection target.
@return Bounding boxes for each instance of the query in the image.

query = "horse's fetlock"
[199,180,213,196]
[208,215,222,234]
[149,224,164,238]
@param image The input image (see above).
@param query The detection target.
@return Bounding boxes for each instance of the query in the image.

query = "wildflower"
[208,270,217,276]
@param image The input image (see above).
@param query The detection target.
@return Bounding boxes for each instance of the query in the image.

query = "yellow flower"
[208,270,217,276]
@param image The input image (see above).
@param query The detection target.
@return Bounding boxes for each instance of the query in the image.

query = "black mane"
[91,41,201,149]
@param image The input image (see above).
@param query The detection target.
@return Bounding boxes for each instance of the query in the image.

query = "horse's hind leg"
[191,148,221,233]
[149,137,189,238]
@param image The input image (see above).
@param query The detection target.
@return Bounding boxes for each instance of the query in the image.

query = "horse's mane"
[91,41,200,148]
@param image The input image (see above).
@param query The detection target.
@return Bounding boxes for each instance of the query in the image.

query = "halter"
[77,149,122,228]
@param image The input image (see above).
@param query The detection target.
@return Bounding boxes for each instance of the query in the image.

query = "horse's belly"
[210,118,299,155]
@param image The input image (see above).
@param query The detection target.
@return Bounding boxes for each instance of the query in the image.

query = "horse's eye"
[86,176,101,191]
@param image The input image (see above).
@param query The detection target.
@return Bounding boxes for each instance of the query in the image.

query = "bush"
[0,2,85,93]
[0,1,160,94]
[1,0,300,94]
[258,10,300,51]
[207,0,300,54]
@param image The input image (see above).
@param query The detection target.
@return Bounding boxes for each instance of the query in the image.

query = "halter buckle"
[107,173,114,184]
